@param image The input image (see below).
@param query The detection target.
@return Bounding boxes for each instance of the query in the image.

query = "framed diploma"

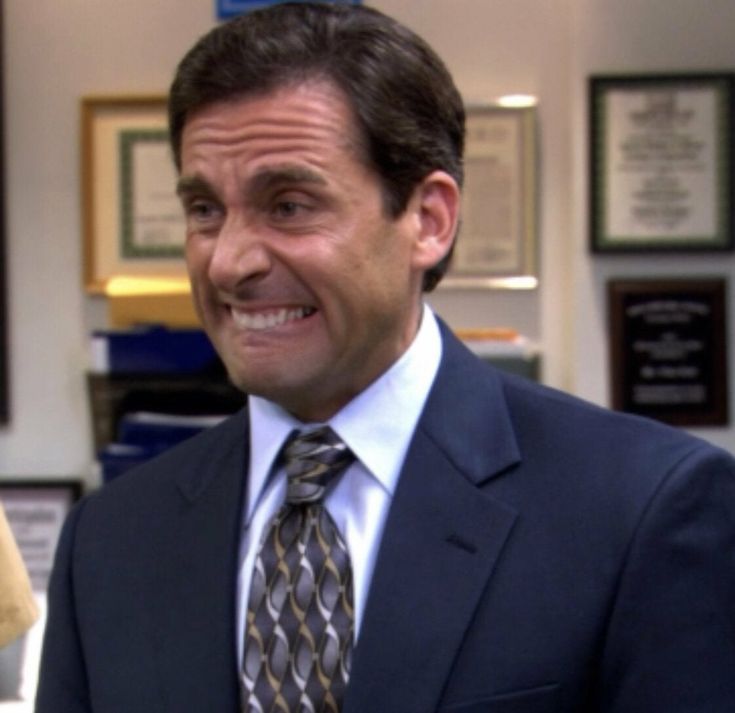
[443,104,537,289]
[81,95,187,294]
[608,278,728,426]
[590,74,735,252]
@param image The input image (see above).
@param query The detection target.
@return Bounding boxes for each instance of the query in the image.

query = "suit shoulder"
[433,327,733,488]
[494,366,733,478]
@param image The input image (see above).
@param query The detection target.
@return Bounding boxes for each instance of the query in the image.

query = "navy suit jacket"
[36,325,735,712]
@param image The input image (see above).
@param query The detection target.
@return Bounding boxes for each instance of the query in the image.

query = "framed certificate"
[81,95,187,294]
[443,104,537,289]
[608,278,728,426]
[590,74,735,252]
[0,480,82,704]
[0,480,83,592]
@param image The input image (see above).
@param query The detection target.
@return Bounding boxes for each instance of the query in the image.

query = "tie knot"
[283,426,354,504]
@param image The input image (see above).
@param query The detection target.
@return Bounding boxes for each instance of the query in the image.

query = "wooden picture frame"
[81,95,187,294]
[590,73,735,253]
[443,104,537,289]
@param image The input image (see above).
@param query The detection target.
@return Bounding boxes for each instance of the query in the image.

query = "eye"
[270,197,312,220]
[188,199,216,219]
[272,200,305,219]
[183,198,223,230]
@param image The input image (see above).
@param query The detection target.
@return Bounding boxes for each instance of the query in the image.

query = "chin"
[225,367,290,401]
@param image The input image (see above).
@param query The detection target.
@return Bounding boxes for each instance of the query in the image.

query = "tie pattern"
[242,427,355,713]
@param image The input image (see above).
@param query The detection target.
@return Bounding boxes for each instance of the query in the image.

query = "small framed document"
[590,74,735,252]
[443,104,537,289]
[608,278,728,426]
[0,480,82,703]
[0,480,82,592]
[81,95,187,294]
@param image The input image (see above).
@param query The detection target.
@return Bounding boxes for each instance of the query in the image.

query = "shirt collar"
[246,303,443,517]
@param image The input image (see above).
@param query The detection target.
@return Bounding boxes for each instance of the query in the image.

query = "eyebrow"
[249,165,328,195]
[175,174,215,199]
[175,165,328,203]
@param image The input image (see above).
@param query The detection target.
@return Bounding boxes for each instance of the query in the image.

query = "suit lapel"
[150,410,249,712]
[344,327,521,713]
[139,326,522,712]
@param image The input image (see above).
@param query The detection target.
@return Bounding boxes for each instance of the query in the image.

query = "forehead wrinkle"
[184,90,363,161]
[185,99,355,143]
[181,122,361,186]
[180,82,374,200]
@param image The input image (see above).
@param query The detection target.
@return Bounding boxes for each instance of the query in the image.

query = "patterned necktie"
[242,427,355,713]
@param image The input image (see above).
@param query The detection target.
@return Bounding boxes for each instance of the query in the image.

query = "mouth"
[230,305,317,332]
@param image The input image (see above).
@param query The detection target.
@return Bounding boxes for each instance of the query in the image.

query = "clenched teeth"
[231,306,315,331]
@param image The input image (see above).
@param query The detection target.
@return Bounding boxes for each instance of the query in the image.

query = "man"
[37,3,735,712]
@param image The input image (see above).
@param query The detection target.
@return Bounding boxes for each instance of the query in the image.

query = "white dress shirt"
[236,304,443,664]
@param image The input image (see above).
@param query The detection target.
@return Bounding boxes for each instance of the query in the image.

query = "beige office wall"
[0,0,213,478]
[0,0,731,480]
[570,0,735,452]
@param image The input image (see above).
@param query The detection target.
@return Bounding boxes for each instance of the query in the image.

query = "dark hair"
[168,2,465,291]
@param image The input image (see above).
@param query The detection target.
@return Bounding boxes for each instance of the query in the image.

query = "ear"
[408,170,460,273]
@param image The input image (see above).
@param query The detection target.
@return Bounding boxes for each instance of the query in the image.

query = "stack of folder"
[91,325,240,483]
[90,325,220,375]
[98,412,227,483]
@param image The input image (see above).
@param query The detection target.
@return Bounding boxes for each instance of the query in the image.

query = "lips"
[230,306,316,331]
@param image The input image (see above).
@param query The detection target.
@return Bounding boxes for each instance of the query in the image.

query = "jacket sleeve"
[599,443,735,712]
[35,499,92,713]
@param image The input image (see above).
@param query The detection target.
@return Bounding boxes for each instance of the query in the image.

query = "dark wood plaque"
[608,278,728,426]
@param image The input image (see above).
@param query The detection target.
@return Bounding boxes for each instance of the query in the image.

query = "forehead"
[180,79,366,165]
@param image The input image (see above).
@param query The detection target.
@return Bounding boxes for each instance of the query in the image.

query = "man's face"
[178,81,433,422]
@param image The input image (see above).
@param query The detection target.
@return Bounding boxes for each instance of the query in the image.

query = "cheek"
[185,241,212,283]
[185,251,217,319]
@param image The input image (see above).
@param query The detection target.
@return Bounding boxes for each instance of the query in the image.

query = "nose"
[207,217,272,291]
